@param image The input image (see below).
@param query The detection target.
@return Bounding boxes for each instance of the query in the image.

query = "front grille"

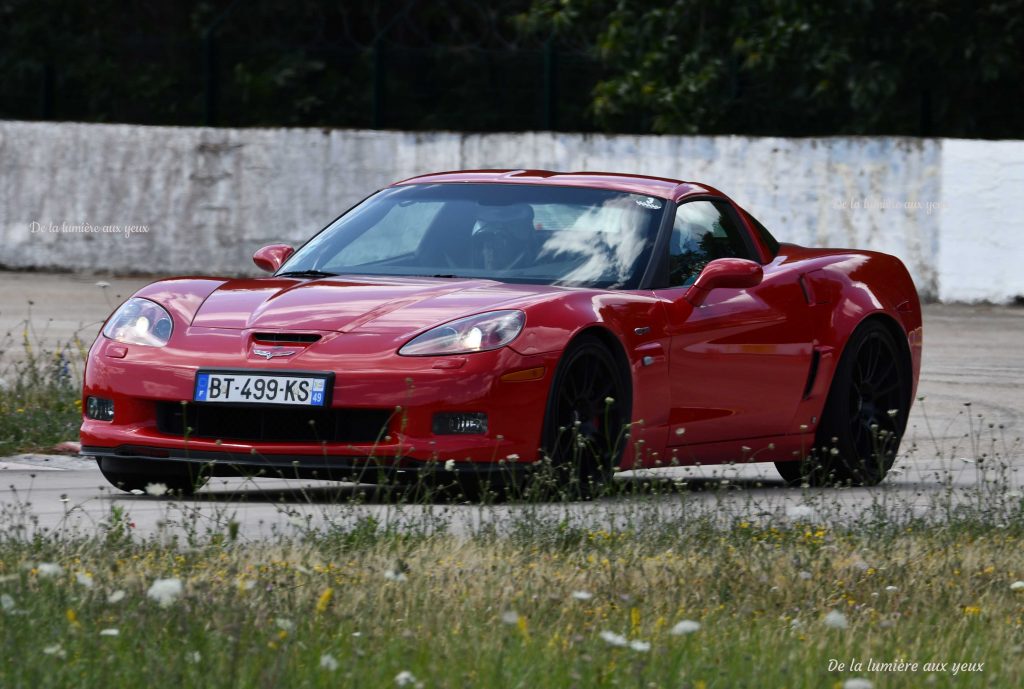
[156,402,391,443]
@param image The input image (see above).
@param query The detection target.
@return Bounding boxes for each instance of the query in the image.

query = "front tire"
[777,320,910,486]
[535,335,631,499]
[97,457,210,496]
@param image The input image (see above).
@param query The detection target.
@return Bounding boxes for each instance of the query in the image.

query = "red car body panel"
[81,170,922,477]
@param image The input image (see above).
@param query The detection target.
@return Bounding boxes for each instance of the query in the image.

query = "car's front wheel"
[776,320,910,486]
[97,457,210,496]
[535,335,631,499]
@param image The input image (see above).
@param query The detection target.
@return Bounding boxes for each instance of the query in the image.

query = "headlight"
[102,297,174,347]
[399,310,525,356]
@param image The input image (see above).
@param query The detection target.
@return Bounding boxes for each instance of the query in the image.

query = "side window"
[747,213,780,257]
[669,201,754,287]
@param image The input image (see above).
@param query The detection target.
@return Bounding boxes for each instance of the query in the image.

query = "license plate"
[194,371,330,406]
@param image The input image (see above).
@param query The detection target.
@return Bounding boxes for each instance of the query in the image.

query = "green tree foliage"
[0,0,571,130]
[523,0,1024,136]
[0,0,1020,136]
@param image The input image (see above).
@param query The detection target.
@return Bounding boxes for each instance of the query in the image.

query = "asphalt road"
[1,271,1022,539]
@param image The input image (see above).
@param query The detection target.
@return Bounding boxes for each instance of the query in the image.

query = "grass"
[1,306,1023,688]
[0,306,86,455]
[1,511,1023,688]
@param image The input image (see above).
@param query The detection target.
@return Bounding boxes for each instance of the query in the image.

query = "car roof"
[392,169,726,202]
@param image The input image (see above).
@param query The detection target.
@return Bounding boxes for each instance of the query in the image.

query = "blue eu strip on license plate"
[194,372,328,406]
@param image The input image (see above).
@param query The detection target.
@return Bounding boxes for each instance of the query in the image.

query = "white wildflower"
[1,593,15,611]
[444,459,456,472]
[844,679,874,689]
[500,610,520,625]
[187,651,202,664]
[629,640,651,652]
[823,610,849,629]
[798,570,812,580]
[506,454,520,461]
[75,572,94,588]
[42,644,66,658]
[147,577,183,607]
[145,482,168,496]
[1010,581,1024,592]
[395,670,418,687]
[319,654,340,671]
[885,585,898,592]
[107,590,126,604]
[99,628,120,637]
[384,569,407,582]
[275,618,295,631]
[785,505,816,520]
[37,562,63,578]
[599,630,628,647]
[571,590,593,601]
[669,620,701,635]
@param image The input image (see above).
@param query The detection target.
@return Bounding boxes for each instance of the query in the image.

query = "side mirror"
[685,258,763,307]
[252,244,295,273]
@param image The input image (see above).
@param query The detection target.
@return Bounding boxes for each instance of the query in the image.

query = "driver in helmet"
[472,204,536,271]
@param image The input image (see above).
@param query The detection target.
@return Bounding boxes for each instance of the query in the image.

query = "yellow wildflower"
[315,587,334,614]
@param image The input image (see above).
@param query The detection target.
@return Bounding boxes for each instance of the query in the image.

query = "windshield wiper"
[277,269,338,279]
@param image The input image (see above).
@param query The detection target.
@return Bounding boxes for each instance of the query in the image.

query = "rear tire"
[97,457,210,496]
[534,335,631,499]
[776,320,910,486]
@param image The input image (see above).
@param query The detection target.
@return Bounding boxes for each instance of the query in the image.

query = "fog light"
[86,396,115,421]
[432,412,488,435]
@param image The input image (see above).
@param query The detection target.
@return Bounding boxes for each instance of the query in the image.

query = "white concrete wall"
[937,139,1024,303]
[0,121,1020,301]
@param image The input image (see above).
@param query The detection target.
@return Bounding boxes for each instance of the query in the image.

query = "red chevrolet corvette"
[81,170,922,495]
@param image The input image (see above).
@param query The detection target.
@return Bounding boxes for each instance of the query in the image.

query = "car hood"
[188,275,563,334]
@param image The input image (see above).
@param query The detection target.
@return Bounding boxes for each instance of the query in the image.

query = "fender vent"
[802,350,821,399]
[252,332,321,344]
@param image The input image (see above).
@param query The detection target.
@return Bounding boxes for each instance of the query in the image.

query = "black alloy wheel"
[538,335,631,499]
[777,320,909,486]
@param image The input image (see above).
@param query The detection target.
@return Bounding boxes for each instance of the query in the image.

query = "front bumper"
[82,445,532,482]
[81,330,558,471]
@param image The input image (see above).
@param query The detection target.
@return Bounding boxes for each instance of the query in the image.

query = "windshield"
[279,183,666,289]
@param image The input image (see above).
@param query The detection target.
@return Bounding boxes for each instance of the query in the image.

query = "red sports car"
[81,170,922,495]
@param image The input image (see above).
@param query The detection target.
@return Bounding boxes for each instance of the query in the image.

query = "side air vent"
[252,332,322,344]
[802,350,821,399]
